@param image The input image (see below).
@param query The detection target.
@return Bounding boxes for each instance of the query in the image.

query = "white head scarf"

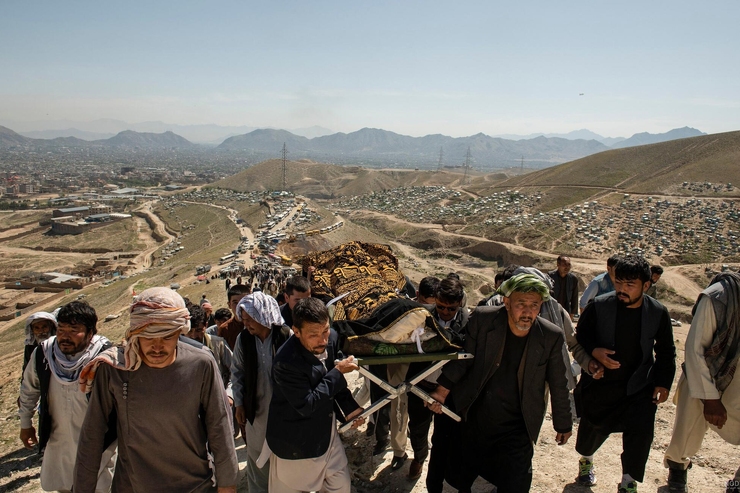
[236,291,284,328]
[24,311,57,345]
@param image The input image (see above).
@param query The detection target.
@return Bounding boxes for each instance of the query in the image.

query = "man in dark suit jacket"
[549,255,579,320]
[427,273,573,493]
[266,297,364,493]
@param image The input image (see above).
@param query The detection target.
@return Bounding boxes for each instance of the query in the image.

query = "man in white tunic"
[664,272,740,492]
[18,301,116,493]
[265,297,364,493]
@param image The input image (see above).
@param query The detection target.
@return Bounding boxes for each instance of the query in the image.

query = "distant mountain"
[493,129,626,146]
[20,128,116,141]
[99,130,195,149]
[290,126,334,139]
[610,127,706,149]
[0,125,30,146]
[218,127,610,168]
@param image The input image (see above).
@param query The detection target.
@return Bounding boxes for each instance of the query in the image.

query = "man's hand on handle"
[345,407,366,429]
[335,356,359,374]
[425,385,451,414]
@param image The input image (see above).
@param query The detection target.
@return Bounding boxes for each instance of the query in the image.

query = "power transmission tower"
[521,155,524,172]
[463,146,472,185]
[281,143,288,190]
[437,147,444,171]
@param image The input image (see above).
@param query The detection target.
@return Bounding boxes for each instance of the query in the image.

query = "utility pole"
[281,143,288,190]
[521,155,524,172]
[463,146,472,185]
[437,147,444,171]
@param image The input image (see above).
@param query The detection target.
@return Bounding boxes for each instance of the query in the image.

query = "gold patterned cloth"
[301,242,407,320]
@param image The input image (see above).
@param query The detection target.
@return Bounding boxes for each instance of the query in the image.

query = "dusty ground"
[1,200,739,492]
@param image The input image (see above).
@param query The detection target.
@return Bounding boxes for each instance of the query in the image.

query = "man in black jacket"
[549,255,579,320]
[266,297,364,493]
[427,273,573,493]
[575,256,676,493]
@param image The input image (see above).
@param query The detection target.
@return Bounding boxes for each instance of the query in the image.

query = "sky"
[1,0,739,138]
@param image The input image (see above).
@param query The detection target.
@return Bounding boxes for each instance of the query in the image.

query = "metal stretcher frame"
[338,352,474,433]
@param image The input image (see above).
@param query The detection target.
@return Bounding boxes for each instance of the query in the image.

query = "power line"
[463,146,472,185]
[281,143,288,190]
[437,147,444,171]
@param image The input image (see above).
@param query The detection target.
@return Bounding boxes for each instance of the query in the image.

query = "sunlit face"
[435,299,461,323]
[294,320,330,354]
[615,277,649,308]
[504,291,543,334]
[228,294,244,313]
[285,289,311,310]
[138,330,181,368]
[30,320,54,343]
[56,322,93,355]
[557,258,572,277]
[651,273,661,284]
[187,320,206,343]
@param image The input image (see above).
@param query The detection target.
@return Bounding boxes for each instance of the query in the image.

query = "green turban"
[497,273,550,301]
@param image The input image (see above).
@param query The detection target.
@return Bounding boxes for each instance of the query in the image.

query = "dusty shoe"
[618,481,638,493]
[391,453,408,470]
[667,468,688,493]
[576,457,596,486]
[408,459,423,480]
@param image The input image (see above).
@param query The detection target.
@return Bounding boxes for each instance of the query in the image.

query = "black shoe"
[365,422,376,437]
[373,439,390,455]
[667,468,688,493]
[391,453,408,470]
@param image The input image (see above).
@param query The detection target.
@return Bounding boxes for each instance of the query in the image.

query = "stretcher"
[338,352,474,433]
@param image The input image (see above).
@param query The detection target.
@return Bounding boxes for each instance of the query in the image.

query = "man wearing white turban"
[74,287,239,493]
[231,291,292,493]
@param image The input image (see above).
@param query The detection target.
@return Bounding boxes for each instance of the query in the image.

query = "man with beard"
[575,256,676,493]
[19,301,116,492]
[265,297,364,493]
[231,291,291,493]
[22,311,57,372]
[74,287,238,493]
[426,273,573,493]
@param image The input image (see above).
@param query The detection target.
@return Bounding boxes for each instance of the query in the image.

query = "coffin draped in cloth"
[301,241,409,321]
[333,298,463,356]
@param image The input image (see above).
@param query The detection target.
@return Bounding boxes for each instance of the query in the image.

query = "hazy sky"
[1,0,738,137]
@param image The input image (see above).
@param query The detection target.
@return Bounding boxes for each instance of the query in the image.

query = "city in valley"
[1,125,740,492]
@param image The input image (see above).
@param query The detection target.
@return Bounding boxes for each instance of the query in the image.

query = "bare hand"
[217,486,236,493]
[652,386,670,404]
[703,399,727,429]
[424,386,450,414]
[587,359,605,379]
[346,407,365,429]
[20,427,38,450]
[235,405,246,426]
[591,348,620,370]
[335,356,359,374]
[555,431,572,445]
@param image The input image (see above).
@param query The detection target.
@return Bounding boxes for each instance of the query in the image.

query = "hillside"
[468,131,740,204]
[210,159,481,198]
[0,125,30,146]
[611,126,705,149]
[97,130,195,149]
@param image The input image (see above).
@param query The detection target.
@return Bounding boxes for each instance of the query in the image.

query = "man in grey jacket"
[427,273,573,493]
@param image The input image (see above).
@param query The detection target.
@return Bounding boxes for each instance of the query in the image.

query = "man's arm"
[569,275,579,316]
[230,336,246,424]
[201,356,239,489]
[436,307,481,389]
[685,296,721,400]
[559,305,593,370]
[18,349,41,449]
[547,331,574,435]
[272,359,350,418]
[74,364,115,493]
[652,308,677,391]
[579,279,598,312]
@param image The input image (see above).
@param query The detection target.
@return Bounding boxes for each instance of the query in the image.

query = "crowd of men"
[16,253,740,493]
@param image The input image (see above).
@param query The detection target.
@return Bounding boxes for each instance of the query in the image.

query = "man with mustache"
[74,287,238,493]
[18,301,116,492]
[22,311,57,372]
[575,255,676,493]
[426,273,573,493]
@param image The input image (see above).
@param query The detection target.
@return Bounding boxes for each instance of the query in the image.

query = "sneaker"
[618,481,638,493]
[576,458,596,486]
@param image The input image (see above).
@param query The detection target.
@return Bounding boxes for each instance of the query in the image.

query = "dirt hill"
[210,159,483,198]
[467,131,740,203]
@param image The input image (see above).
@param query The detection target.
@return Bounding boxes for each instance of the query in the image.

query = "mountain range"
[0,124,710,169]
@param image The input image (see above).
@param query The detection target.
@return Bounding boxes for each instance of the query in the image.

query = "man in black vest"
[266,297,364,493]
[19,301,116,492]
[232,291,292,493]
[575,256,676,493]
